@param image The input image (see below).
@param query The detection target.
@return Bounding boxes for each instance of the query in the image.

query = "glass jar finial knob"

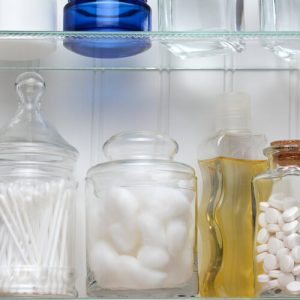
[103,131,179,161]
[15,72,46,108]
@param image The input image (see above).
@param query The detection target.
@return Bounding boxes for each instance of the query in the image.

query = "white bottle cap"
[216,92,252,132]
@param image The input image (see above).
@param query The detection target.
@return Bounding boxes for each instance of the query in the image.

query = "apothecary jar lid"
[88,131,195,177]
[0,72,78,171]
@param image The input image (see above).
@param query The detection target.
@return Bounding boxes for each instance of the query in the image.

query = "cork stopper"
[270,140,300,167]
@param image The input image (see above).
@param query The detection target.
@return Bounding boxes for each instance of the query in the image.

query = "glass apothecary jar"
[253,140,300,296]
[0,72,78,296]
[158,0,244,58]
[0,0,57,60]
[63,0,152,58]
[260,0,300,60]
[86,131,197,297]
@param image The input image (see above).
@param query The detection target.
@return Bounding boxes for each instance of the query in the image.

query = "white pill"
[166,219,188,256]
[264,254,279,271]
[277,248,290,261]
[137,246,170,270]
[268,224,280,233]
[284,197,300,210]
[268,279,280,288]
[283,207,300,223]
[285,234,300,249]
[266,208,281,224]
[276,231,285,240]
[260,202,270,212]
[257,228,270,244]
[269,194,284,211]
[287,281,300,294]
[293,265,300,276]
[258,213,267,228]
[292,247,300,263]
[257,244,268,253]
[278,272,295,287]
[258,274,269,283]
[280,255,295,273]
[278,214,284,227]
[282,221,300,235]
[257,252,268,263]
[269,270,281,278]
[268,238,284,254]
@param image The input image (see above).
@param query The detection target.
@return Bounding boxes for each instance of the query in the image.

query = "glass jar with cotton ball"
[0,72,78,296]
[86,131,197,297]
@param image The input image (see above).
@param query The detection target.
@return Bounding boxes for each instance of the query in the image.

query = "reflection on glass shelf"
[161,39,245,59]
[262,39,300,61]
[0,31,299,70]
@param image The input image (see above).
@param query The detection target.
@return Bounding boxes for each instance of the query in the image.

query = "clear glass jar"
[63,0,152,58]
[86,131,197,297]
[0,0,57,60]
[260,0,300,60]
[253,140,300,296]
[158,0,244,58]
[0,72,78,296]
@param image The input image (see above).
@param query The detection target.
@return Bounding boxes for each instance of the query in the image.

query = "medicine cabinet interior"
[0,0,299,297]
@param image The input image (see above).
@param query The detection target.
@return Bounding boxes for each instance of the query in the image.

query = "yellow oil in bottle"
[198,157,268,297]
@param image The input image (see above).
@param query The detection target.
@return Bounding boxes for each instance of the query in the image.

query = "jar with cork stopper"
[253,140,300,296]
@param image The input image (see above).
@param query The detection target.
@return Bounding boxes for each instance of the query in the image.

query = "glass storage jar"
[260,0,300,60]
[86,131,197,297]
[253,140,300,296]
[158,0,244,58]
[0,72,78,296]
[63,0,152,58]
[0,0,57,60]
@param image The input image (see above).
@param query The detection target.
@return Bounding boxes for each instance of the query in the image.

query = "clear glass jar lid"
[88,131,194,176]
[0,72,78,167]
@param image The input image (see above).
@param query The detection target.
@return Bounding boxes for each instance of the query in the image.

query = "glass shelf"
[1,31,300,70]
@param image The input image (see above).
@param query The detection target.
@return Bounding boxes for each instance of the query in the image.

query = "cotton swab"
[0,179,74,296]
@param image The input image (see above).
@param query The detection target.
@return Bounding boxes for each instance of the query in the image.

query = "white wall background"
[0,0,297,296]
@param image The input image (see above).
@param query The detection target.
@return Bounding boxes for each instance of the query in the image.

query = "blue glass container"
[63,0,152,59]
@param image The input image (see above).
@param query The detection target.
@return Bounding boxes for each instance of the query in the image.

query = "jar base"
[63,37,151,59]
[87,269,198,298]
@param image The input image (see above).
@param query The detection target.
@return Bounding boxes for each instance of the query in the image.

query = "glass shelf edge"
[1,31,300,40]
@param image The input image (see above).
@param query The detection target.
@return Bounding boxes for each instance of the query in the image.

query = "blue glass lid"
[67,0,147,3]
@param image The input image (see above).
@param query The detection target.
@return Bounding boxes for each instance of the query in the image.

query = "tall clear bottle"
[198,93,268,297]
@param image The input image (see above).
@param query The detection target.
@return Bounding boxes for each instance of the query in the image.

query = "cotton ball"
[166,219,188,257]
[137,246,170,270]
[88,241,119,288]
[138,213,166,246]
[109,223,139,254]
[87,200,109,243]
[106,187,139,222]
[165,245,194,287]
[143,187,190,221]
